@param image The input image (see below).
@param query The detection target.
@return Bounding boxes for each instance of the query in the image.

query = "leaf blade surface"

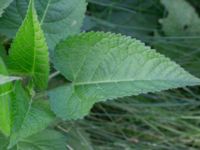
[8,0,50,89]
[49,32,200,120]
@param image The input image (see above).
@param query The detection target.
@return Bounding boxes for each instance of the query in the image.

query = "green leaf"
[9,100,55,148]
[0,129,66,150]
[16,129,66,150]
[49,32,200,120]
[49,84,95,120]
[8,80,54,148]
[0,0,87,51]
[160,0,200,36]
[7,0,50,90]
[10,82,30,136]
[0,0,13,17]
[0,57,12,136]
[0,57,54,147]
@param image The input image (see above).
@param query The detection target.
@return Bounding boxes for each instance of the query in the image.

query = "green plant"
[0,0,200,149]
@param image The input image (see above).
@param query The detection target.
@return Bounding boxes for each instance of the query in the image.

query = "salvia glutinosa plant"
[0,0,199,149]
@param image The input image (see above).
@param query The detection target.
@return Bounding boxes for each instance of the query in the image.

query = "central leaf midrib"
[74,79,198,86]
[40,0,51,24]
[31,4,36,77]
